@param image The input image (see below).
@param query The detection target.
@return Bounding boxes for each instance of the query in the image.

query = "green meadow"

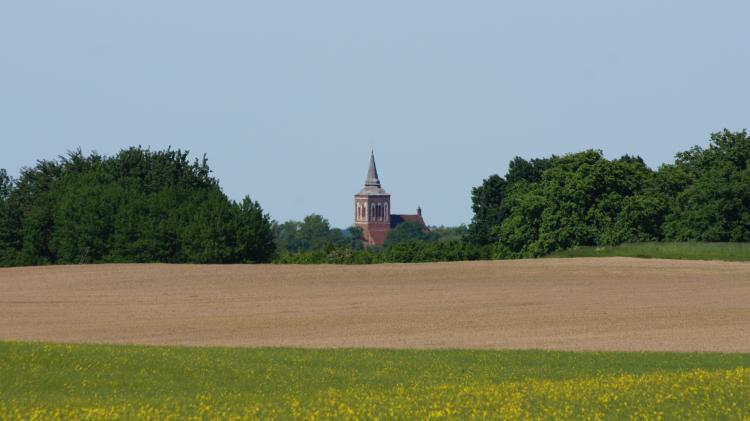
[1,342,749,419]
[548,242,750,262]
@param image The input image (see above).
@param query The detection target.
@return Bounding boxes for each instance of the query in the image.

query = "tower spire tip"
[364,150,381,187]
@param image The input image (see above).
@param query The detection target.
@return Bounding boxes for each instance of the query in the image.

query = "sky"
[1,2,748,228]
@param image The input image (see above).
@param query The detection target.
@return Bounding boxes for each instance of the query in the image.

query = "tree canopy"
[273,214,363,253]
[0,147,275,266]
[2,129,747,267]
[468,129,750,257]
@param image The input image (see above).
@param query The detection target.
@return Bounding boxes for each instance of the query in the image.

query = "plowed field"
[1,258,749,351]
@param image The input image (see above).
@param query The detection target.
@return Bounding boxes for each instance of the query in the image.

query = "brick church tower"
[354,151,427,246]
[354,151,391,246]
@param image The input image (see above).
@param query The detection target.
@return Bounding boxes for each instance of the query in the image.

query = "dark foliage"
[275,240,493,264]
[273,214,364,253]
[5,129,746,267]
[468,129,750,257]
[663,130,750,241]
[384,221,431,246]
[274,212,477,264]
[0,147,275,266]
[467,174,508,245]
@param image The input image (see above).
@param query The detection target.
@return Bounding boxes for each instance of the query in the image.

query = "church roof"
[357,151,389,196]
[390,213,426,228]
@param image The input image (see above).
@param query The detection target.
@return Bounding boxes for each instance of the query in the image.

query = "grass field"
[548,242,750,262]
[1,342,749,419]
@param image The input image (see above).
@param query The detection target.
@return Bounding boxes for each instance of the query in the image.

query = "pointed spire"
[356,150,388,196]
[365,150,381,187]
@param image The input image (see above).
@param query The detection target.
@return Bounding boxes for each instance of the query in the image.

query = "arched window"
[385,203,389,221]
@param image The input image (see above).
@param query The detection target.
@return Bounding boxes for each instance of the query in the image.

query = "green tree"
[273,220,303,252]
[273,214,363,254]
[505,156,551,184]
[233,196,276,263]
[0,147,276,266]
[299,214,332,251]
[663,129,750,241]
[467,174,507,245]
[385,221,431,246]
[343,226,365,248]
[9,160,62,265]
[428,225,468,242]
[0,169,20,266]
[495,150,662,257]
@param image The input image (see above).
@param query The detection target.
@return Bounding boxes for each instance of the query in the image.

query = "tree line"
[468,129,750,257]
[273,218,489,264]
[0,148,275,266]
[1,129,748,267]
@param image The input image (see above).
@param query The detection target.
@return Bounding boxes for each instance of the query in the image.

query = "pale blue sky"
[1,1,748,227]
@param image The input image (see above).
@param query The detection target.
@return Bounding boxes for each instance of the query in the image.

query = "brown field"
[1,258,749,352]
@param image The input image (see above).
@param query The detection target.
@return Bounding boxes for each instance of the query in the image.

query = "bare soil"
[1,258,749,352]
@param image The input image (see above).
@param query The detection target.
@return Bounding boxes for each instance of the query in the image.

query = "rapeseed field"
[1,342,748,420]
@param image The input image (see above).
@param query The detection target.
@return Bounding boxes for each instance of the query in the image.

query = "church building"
[354,152,426,246]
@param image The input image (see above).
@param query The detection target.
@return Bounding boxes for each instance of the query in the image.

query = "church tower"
[354,151,391,246]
